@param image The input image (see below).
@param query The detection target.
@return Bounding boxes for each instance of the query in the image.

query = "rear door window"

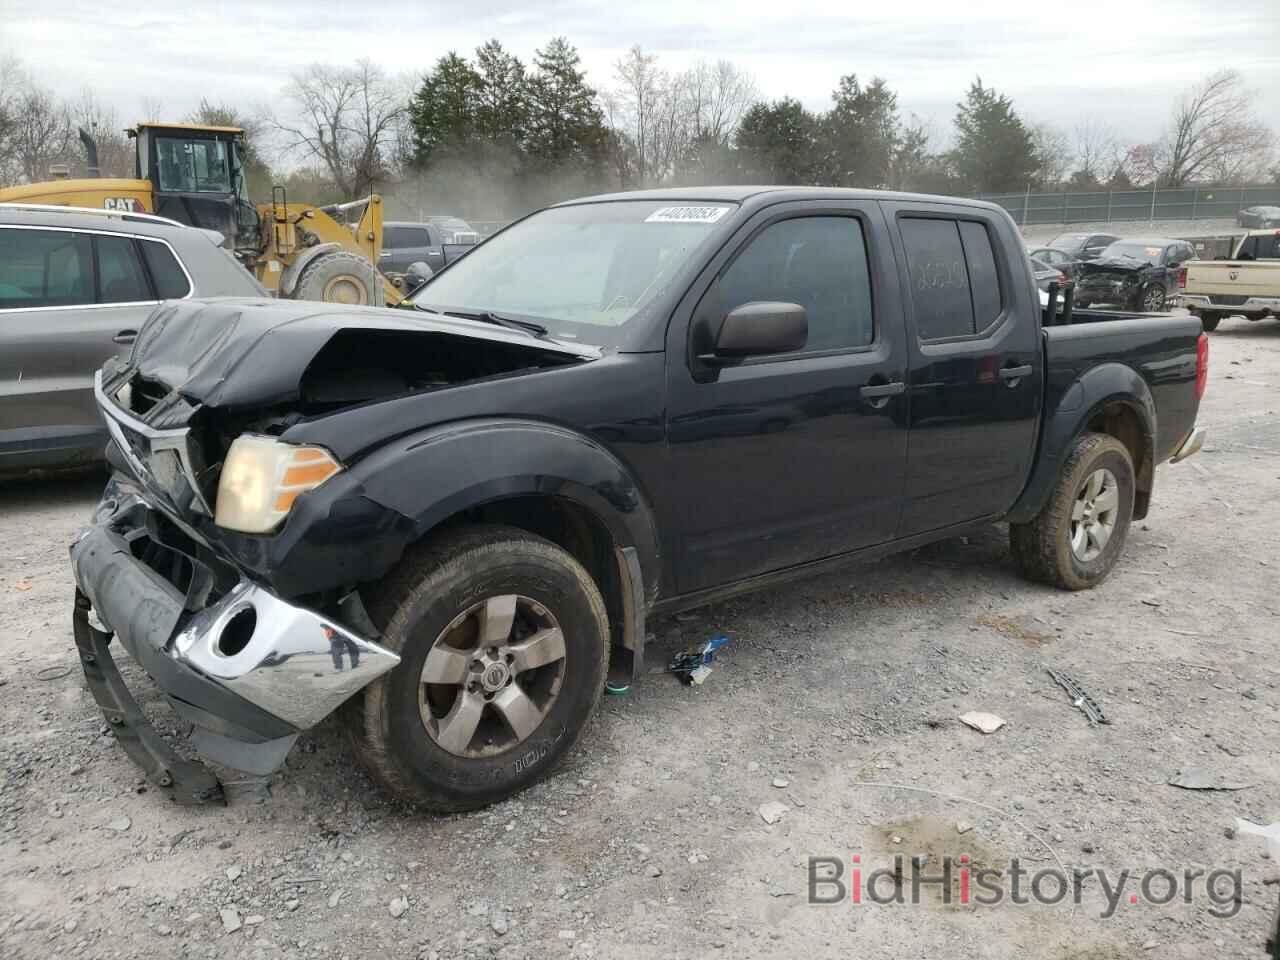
[139,240,191,299]
[901,217,1005,341]
[0,228,94,309]
[95,235,153,304]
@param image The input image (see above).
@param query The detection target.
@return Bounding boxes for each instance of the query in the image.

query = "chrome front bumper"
[70,479,400,781]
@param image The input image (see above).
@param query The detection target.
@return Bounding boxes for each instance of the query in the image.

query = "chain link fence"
[978,184,1280,226]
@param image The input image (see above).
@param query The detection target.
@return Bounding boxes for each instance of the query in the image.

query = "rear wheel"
[344,525,610,811]
[292,251,383,305]
[1010,433,1135,590]
[1199,312,1222,332]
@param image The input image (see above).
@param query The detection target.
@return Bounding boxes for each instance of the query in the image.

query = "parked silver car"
[0,204,267,473]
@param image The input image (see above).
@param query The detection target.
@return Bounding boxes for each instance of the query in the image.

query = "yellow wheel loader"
[0,123,402,305]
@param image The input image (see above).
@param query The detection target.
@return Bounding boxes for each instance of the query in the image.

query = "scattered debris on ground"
[1046,667,1111,725]
[958,711,1006,734]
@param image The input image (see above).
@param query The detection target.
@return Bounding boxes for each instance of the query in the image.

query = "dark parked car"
[71,187,1207,811]
[379,219,479,278]
[1029,255,1070,293]
[1045,231,1120,260]
[1075,237,1197,312]
[1237,206,1280,229]
[1028,245,1084,280]
[0,203,266,474]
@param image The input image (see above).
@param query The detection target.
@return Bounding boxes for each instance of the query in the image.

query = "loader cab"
[131,123,260,255]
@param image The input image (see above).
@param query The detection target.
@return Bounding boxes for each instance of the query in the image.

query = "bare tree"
[273,60,405,197]
[684,60,758,145]
[70,91,132,178]
[611,46,662,186]
[1159,70,1273,185]
[11,82,73,182]
[1030,122,1071,188]
[611,48,758,186]
[139,96,166,123]
[1070,119,1121,185]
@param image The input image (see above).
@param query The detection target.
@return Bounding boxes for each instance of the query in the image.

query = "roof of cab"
[556,185,1006,212]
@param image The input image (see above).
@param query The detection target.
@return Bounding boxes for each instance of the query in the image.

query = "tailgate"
[1184,261,1280,298]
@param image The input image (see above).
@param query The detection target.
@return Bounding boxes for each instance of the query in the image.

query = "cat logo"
[104,197,144,213]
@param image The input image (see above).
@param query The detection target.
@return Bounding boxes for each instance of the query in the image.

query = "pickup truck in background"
[70,187,1208,812]
[378,218,479,281]
[1180,230,1280,330]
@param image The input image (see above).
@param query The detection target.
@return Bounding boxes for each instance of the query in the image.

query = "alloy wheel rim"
[1070,467,1119,562]
[418,595,566,758]
[1143,287,1164,310]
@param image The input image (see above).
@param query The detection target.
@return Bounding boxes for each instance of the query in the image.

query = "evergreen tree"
[735,98,818,184]
[949,78,1038,192]
[474,40,528,146]
[525,37,609,173]
[818,75,899,187]
[409,52,482,167]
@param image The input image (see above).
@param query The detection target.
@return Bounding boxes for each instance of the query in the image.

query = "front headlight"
[214,435,343,533]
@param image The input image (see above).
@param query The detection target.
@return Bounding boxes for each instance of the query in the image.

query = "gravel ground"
[1,315,1278,960]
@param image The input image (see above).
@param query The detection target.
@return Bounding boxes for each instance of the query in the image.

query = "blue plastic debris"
[669,634,730,685]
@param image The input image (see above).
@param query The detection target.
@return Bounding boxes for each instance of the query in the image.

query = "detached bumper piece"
[73,593,223,805]
[69,478,400,797]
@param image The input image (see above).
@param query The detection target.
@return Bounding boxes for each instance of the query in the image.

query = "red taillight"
[1195,332,1209,400]
[1177,266,1187,289]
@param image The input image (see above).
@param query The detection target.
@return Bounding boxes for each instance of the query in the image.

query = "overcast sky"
[2,0,1277,154]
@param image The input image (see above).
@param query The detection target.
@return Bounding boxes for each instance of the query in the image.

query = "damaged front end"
[71,298,595,802]
[1075,258,1158,308]
[71,471,401,802]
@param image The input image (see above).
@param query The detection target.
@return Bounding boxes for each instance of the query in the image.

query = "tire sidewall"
[295,253,381,304]
[1055,445,1134,588]
[1142,285,1166,312]
[374,546,607,806]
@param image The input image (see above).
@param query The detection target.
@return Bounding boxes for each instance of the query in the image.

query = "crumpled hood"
[126,297,598,411]
[1079,257,1156,278]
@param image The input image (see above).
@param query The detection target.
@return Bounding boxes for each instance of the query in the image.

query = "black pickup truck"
[70,187,1208,810]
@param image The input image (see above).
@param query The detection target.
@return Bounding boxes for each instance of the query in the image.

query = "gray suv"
[0,204,266,473]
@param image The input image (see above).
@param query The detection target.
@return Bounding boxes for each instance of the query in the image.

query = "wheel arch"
[1008,363,1156,523]
[353,419,662,663]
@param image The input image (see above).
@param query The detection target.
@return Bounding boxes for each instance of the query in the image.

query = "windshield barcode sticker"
[645,206,730,224]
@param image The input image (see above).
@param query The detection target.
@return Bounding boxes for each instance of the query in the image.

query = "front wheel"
[345,525,610,811]
[1140,285,1167,312]
[1010,433,1135,590]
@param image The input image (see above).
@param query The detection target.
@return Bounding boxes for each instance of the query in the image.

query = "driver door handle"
[860,381,906,399]
[999,364,1033,382]
[113,329,137,345]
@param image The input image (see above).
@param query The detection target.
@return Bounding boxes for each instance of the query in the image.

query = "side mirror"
[706,302,807,361]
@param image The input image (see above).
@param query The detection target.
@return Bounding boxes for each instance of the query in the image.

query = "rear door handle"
[860,381,906,399]
[999,364,1033,382]
[113,329,137,345]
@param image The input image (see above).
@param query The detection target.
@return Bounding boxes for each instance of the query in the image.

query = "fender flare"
[352,418,663,599]
[1007,362,1156,524]
[279,242,342,297]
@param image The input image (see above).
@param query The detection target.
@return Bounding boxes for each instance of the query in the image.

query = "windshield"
[155,137,232,194]
[411,200,735,346]
[1100,241,1163,264]
[1047,234,1088,254]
